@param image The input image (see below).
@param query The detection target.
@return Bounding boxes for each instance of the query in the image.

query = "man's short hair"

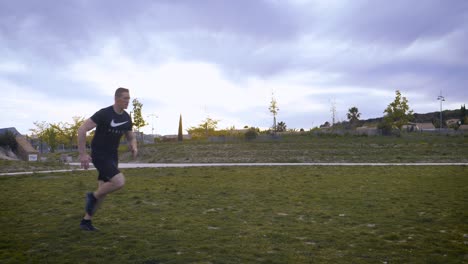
[115,87,130,98]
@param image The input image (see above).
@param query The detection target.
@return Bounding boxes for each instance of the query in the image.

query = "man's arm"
[77,118,97,169]
[125,130,138,159]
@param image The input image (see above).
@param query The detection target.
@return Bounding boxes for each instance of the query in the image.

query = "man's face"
[116,92,130,109]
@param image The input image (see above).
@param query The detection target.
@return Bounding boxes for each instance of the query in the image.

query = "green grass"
[122,133,468,163]
[0,159,71,173]
[1,134,467,174]
[1,166,467,263]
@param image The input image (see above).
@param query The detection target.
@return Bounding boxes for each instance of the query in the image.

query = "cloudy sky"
[1,0,467,135]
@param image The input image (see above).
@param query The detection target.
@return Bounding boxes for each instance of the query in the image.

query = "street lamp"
[147,114,158,135]
[437,93,445,131]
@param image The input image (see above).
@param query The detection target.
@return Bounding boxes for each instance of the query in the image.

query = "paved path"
[1,162,467,176]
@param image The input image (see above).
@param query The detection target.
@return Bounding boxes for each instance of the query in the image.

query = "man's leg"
[81,173,125,230]
[81,181,102,230]
[83,181,104,220]
[84,173,125,218]
[94,173,125,199]
[91,180,107,214]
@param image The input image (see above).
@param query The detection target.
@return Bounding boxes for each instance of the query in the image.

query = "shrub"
[378,121,393,136]
[244,128,258,141]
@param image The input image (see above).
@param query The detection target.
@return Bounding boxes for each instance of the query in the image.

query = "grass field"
[121,133,468,163]
[0,159,71,173]
[1,166,467,263]
[1,133,467,174]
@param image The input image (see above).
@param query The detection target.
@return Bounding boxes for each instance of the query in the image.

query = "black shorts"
[92,157,120,182]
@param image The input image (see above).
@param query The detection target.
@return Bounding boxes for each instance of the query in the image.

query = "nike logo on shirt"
[110,120,129,127]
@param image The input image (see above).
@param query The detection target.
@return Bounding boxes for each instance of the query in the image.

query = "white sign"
[28,154,38,162]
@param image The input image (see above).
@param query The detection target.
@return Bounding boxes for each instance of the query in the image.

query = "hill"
[413,109,462,123]
[336,108,463,128]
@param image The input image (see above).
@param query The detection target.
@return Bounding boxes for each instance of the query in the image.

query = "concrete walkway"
[1,162,467,176]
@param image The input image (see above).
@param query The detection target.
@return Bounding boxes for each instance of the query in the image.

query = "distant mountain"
[412,109,461,123]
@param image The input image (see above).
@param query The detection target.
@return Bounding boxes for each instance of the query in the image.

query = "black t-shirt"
[90,106,133,158]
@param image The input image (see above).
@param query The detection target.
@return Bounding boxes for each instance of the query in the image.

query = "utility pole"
[269,92,279,133]
[147,114,158,135]
[330,99,336,126]
[437,92,445,131]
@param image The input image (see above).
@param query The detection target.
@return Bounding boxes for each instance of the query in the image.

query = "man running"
[77,87,137,231]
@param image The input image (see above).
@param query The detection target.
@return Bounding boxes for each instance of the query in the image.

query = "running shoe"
[80,219,99,231]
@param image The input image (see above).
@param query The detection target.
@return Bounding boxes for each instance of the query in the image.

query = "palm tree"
[277,121,287,132]
[347,107,361,125]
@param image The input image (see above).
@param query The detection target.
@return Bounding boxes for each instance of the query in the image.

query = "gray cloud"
[1,0,467,133]
[307,0,468,44]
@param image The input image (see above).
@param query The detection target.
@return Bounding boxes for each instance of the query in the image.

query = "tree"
[460,104,466,125]
[187,117,220,138]
[382,90,414,131]
[49,122,68,148]
[50,116,85,149]
[44,127,58,152]
[277,121,287,132]
[30,121,49,153]
[269,94,279,132]
[132,98,146,132]
[30,121,60,153]
[178,114,183,142]
[202,117,219,136]
[132,98,147,141]
[347,106,361,127]
[320,121,331,128]
[67,116,85,148]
